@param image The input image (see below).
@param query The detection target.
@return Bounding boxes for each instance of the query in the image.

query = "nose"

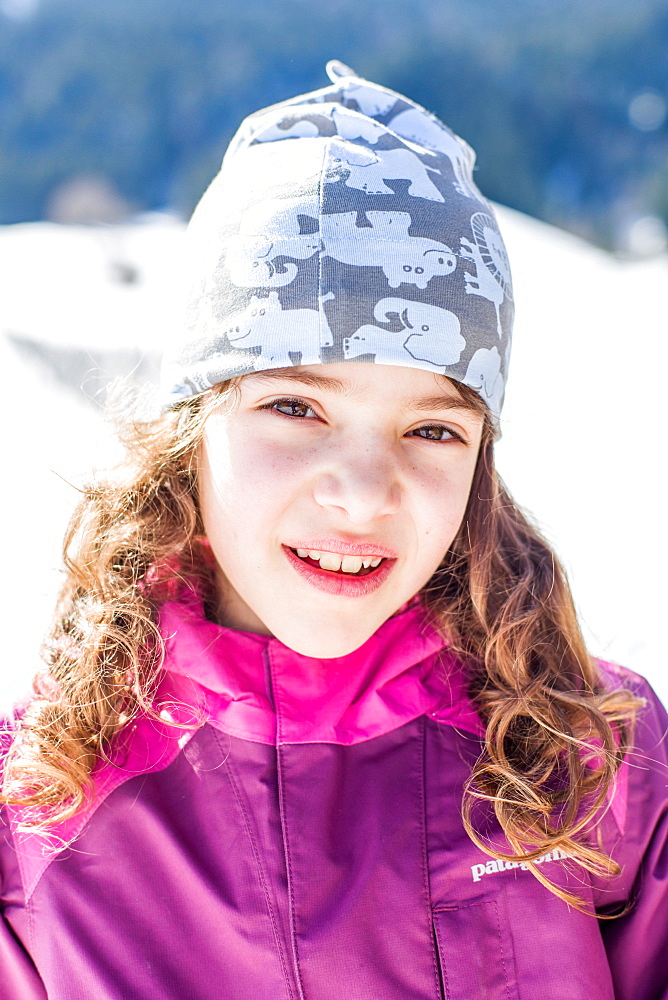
[312,445,401,524]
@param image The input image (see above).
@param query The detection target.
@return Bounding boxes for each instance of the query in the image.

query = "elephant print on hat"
[460,213,513,338]
[463,346,504,416]
[254,105,394,148]
[388,107,480,201]
[226,197,321,288]
[327,143,445,202]
[225,291,333,368]
[253,115,321,143]
[329,106,391,145]
[343,297,465,369]
[225,238,308,287]
[322,211,457,289]
[322,78,399,118]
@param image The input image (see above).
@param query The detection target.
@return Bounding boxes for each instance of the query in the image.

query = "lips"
[283,544,396,597]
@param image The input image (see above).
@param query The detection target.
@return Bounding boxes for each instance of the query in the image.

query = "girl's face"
[198,363,484,657]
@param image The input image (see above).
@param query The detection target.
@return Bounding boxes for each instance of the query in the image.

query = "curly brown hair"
[1,377,641,908]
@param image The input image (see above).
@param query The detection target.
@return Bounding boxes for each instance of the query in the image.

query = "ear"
[373,297,408,324]
[268,263,299,287]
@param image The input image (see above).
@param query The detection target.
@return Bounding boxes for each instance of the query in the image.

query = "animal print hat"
[162,60,514,421]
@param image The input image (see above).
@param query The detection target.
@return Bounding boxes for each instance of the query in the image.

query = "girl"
[1,61,666,1000]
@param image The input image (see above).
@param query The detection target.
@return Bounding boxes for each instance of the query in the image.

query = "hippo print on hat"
[225,291,334,369]
[163,61,514,423]
[321,211,457,290]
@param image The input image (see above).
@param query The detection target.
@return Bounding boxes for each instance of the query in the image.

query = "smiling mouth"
[290,547,386,576]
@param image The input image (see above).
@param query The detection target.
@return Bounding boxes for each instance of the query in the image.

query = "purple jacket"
[1,591,667,999]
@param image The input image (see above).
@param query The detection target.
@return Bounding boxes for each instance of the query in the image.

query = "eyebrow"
[246,370,483,416]
[250,370,349,392]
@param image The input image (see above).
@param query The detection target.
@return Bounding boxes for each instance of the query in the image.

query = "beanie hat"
[162,60,513,421]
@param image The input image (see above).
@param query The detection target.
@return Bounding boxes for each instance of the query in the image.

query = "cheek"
[199,424,300,548]
[412,459,477,561]
[198,426,249,550]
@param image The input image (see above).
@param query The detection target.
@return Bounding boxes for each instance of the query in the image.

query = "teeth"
[319,552,342,572]
[293,548,385,573]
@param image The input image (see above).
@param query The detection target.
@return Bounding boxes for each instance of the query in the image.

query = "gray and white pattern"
[162,60,514,421]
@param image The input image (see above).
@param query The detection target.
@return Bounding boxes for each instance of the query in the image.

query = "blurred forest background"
[1,0,667,701]
[0,0,667,254]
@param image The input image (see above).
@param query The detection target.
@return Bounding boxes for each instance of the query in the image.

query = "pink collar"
[158,589,484,746]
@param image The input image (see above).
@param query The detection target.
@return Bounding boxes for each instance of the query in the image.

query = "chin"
[271,621,381,660]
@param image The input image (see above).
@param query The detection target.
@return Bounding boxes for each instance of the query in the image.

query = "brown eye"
[273,399,313,418]
[409,425,456,441]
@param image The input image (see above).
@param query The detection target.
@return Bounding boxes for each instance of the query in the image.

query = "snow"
[494,206,667,697]
[0,208,666,707]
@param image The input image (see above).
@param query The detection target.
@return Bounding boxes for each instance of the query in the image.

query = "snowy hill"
[0,208,666,706]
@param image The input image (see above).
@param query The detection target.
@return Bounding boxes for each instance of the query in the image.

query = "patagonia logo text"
[471,848,570,883]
